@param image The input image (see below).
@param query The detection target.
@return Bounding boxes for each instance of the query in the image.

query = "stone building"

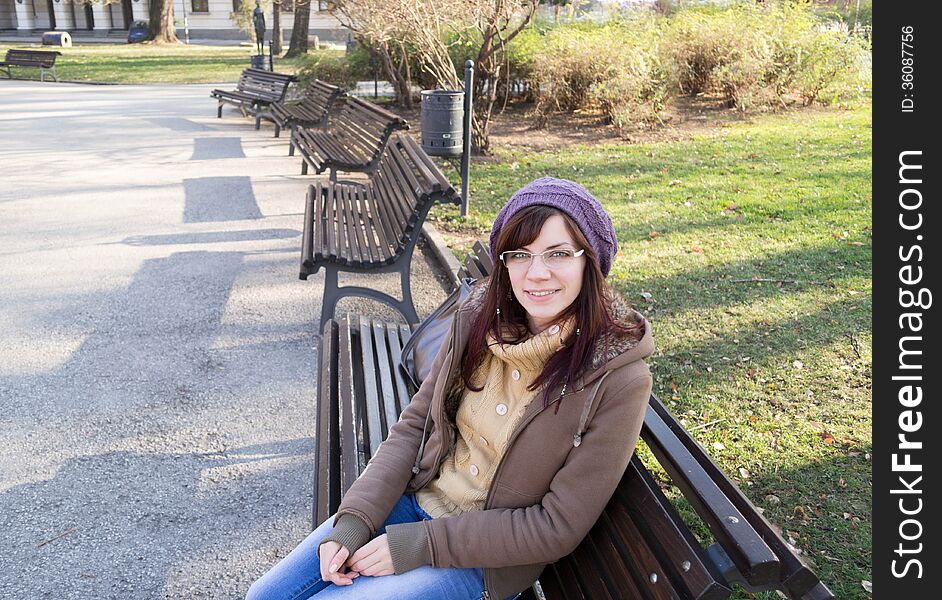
[0,0,348,42]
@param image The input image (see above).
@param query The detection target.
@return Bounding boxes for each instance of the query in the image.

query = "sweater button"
[549,324,561,334]
[496,403,508,416]
[470,464,479,477]
[511,369,520,381]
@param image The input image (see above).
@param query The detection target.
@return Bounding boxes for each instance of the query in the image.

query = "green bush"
[792,30,872,105]
[663,1,870,110]
[295,50,358,91]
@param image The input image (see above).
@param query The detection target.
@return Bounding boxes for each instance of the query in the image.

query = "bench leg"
[396,247,420,325]
[274,123,281,138]
[255,114,262,130]
[217,103,223,118]
[319,268,342,331]
[329,169,337,183]
[288,127,296,156]
[301,160,309,175]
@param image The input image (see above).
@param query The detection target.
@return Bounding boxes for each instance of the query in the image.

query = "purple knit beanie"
[489,177,618,277]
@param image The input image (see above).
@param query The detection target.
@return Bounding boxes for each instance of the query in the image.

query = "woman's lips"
[525,289,560,303]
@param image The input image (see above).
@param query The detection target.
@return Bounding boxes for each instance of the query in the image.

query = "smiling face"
[507,214,586,333]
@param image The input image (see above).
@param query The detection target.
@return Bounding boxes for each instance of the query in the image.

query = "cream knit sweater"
[416,317,576,518]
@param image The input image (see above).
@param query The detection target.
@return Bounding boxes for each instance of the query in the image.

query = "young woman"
[247,177,654,600]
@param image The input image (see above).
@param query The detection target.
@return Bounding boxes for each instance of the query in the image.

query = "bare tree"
[148,0,179,43]
[328,0,538,153]
[286,0,312,58]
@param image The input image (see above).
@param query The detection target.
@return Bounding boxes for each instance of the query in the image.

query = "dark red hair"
[461,205,643,413]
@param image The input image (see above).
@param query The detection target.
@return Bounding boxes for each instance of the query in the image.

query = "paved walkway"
[0,81,448,598]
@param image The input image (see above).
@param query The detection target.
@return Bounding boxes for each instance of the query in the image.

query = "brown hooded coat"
[325,282,654,600]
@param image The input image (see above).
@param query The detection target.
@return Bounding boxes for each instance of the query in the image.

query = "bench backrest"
[366,133,457,247]
[326,96,410,162]
[5,49,60,67]
[236,68,296,102]
[302,79,343,113]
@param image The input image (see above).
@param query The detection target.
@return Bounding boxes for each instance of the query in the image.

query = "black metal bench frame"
[290,95,409,182]
[255,78,343,138]
[210,68,296,118]
[313,243,834,600]
[1,49,61,82]
[300,133,458,329]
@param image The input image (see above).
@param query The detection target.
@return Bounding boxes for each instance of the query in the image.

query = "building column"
[14,0,36,31]
[50,0,74,29]
[91,1,111,33]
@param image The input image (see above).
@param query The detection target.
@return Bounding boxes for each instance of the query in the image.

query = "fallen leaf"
[861,581,872,593]
[648,230,660,239]
[738,467,751,479]
[713,441,726,450]
[766,494,781,505]
[689,244,704,254]
[793,360,804,369]
[669,179,683,186]
[821,432,836,445]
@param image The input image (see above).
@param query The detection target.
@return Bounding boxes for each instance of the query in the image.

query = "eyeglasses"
[499,248,585,271]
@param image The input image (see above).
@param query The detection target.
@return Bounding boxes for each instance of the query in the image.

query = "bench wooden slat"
[586,522,651,599]
[371,320,400,440]
[358,316,384,459]
[341,185,361,266]
[643,404,781,587]
[619,458,731,600]
[389,324,413,413]
[314,319,340,527]
[338,314,361,493]
[648,397,826,597]
[365,185,396,261]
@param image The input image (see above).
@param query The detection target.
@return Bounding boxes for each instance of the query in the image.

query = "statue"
[253,1,266,57]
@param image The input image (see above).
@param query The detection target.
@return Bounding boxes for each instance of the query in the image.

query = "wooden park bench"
[210,68,296,118]
[255,78,343,139]
[314,243,834,600]
[1,49,61,82]
[290,95,409,182]
[299,132,458,329]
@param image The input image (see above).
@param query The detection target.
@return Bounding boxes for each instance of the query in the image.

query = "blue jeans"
[247,493,519,600]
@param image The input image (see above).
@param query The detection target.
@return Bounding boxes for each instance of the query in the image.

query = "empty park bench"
[313,243,834,600]
[255,78,343,138]
[210,68,296,118]
[299,133,458,329]
[1,49,61,82]
[290,95,409,181]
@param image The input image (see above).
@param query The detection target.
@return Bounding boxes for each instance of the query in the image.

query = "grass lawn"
[433,100,872,599]
[0,43,309,84]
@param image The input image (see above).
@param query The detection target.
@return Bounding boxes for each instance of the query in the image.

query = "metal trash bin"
[421,90,464,158]
[42,31,72,48]
[250,55,267,70]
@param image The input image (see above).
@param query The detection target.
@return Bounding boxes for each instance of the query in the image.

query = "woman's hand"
[346,533,395,577]
[319,541,360,586]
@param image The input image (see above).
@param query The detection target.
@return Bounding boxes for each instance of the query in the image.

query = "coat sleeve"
[423,371,653,568]
[330,320,456,533]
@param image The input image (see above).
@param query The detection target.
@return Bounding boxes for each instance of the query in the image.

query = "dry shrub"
[529,17,668,132]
